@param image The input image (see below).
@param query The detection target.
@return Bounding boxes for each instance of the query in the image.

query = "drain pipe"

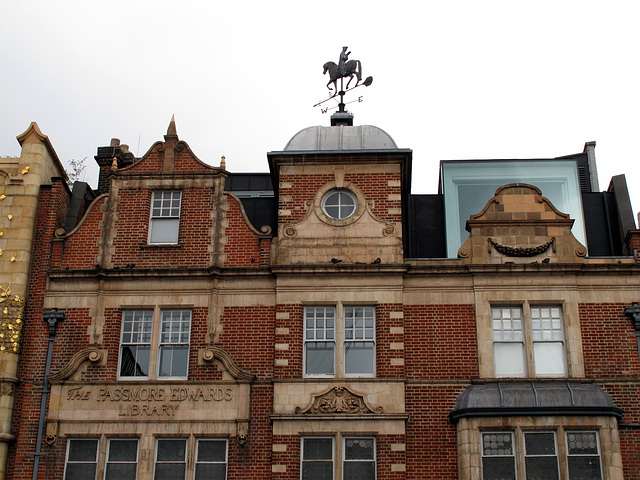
[31,308,65,480]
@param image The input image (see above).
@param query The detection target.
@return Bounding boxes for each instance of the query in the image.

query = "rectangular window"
[482,432,515,480]
[343,307,375,375]
[195,440,228,480]
[105,439,138,480]
[149,190,181,244]
[158,310,191,378]
[154,439,187,480]
[302,437,376,480]
[481,431,603,480]
[119,309,191,380]
[343,437,375,480]
[304,307,336,376]
[64,439,98,480]
[119,310,153,378]
[531,306,567,376]
[492,307,526,377]
[301,437,333,480]
[566,432,602,480]
[524,432,559,480]
[304,305,375,377]
[492,305,566,378]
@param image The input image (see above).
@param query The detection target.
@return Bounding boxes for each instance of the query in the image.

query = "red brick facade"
[6,121,640,480]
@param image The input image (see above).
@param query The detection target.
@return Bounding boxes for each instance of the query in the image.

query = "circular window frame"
[321,189,358,220]
[314,183,366,227]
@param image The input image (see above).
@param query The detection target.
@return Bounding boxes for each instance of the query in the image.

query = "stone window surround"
[475,290,584,379]
[303,303,376,379]
[491,304,567,378]
[301,434,376,480]
[64,435,228,480]
[457,416,620,480]
[148,190,182,245]
[118,306,193,381]
[313,181,367,227]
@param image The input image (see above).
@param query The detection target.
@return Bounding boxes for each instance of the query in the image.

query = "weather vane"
[313,46,373,114]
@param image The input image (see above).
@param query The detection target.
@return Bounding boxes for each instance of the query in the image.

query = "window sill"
[140,243,184,249]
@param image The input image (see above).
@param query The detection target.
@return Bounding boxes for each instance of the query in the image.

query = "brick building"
[4,114,640,479]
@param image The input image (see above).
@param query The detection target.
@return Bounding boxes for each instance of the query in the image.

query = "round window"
[321,189,357,220]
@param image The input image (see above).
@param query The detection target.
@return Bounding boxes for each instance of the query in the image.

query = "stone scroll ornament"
[296,386,383,415]
[488,237,556,257]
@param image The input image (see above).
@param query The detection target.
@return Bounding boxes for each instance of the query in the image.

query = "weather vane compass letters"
[314,46,373,114]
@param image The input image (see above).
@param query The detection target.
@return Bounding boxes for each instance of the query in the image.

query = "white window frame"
[118,308,191,381]
[524,432,559,480]
[105,439,139,480]
[303,304,376,378]
[154,438,187,480]
[157,310,192,379]
[566,431,603,480]
[301,437,334,480]
[342,437,376,480]
[321,189,358,220]
[149,190,182,245]
[119,310,154,379]
[481,432,516,480]
[492,303,567,378]
[64,438,99,480]
[195,439,228,480]
[301,436,376,480]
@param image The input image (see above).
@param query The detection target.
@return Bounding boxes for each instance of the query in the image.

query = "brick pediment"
[458,183,587,264]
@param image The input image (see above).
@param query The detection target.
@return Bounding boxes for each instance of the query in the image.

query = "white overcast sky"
[2,1,639,221]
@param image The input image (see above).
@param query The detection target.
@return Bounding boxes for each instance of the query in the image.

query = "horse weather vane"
[313,46,373,115]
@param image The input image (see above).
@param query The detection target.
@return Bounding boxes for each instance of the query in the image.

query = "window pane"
[525,457,559,480]
[302,463,333,480]
[482,433,515,480]
[68,439,98,461]
[105,463,137,480]
[108,440,138,461]
[65,439,98,480]
[65,464,97,480]
[533,342,566,376]
[150,218,179,244]
[195,464,226,480]
[303,438,333,460]
[525,433,556,456]
[567,457,602,480]
[120,345,150,377]
[483,457,516,480]
[344,462,375,480]
[302,438,333,480]
[567,432,602,480]
[305,342,334,375]
[154,463,186,480]
[345,438,374,460]
[525,432,558,480]
[494,342,526,377]
[158,345,189,377]
[567,432,599,455]
[157,440,186,462]
[345,342,374,375]
[197,440,226,462]
[155,439,187,480]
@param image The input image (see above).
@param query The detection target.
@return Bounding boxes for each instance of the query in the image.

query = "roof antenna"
[136,135,141,157]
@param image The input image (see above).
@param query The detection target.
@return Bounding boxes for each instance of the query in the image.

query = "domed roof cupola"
[283,125,398,152]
